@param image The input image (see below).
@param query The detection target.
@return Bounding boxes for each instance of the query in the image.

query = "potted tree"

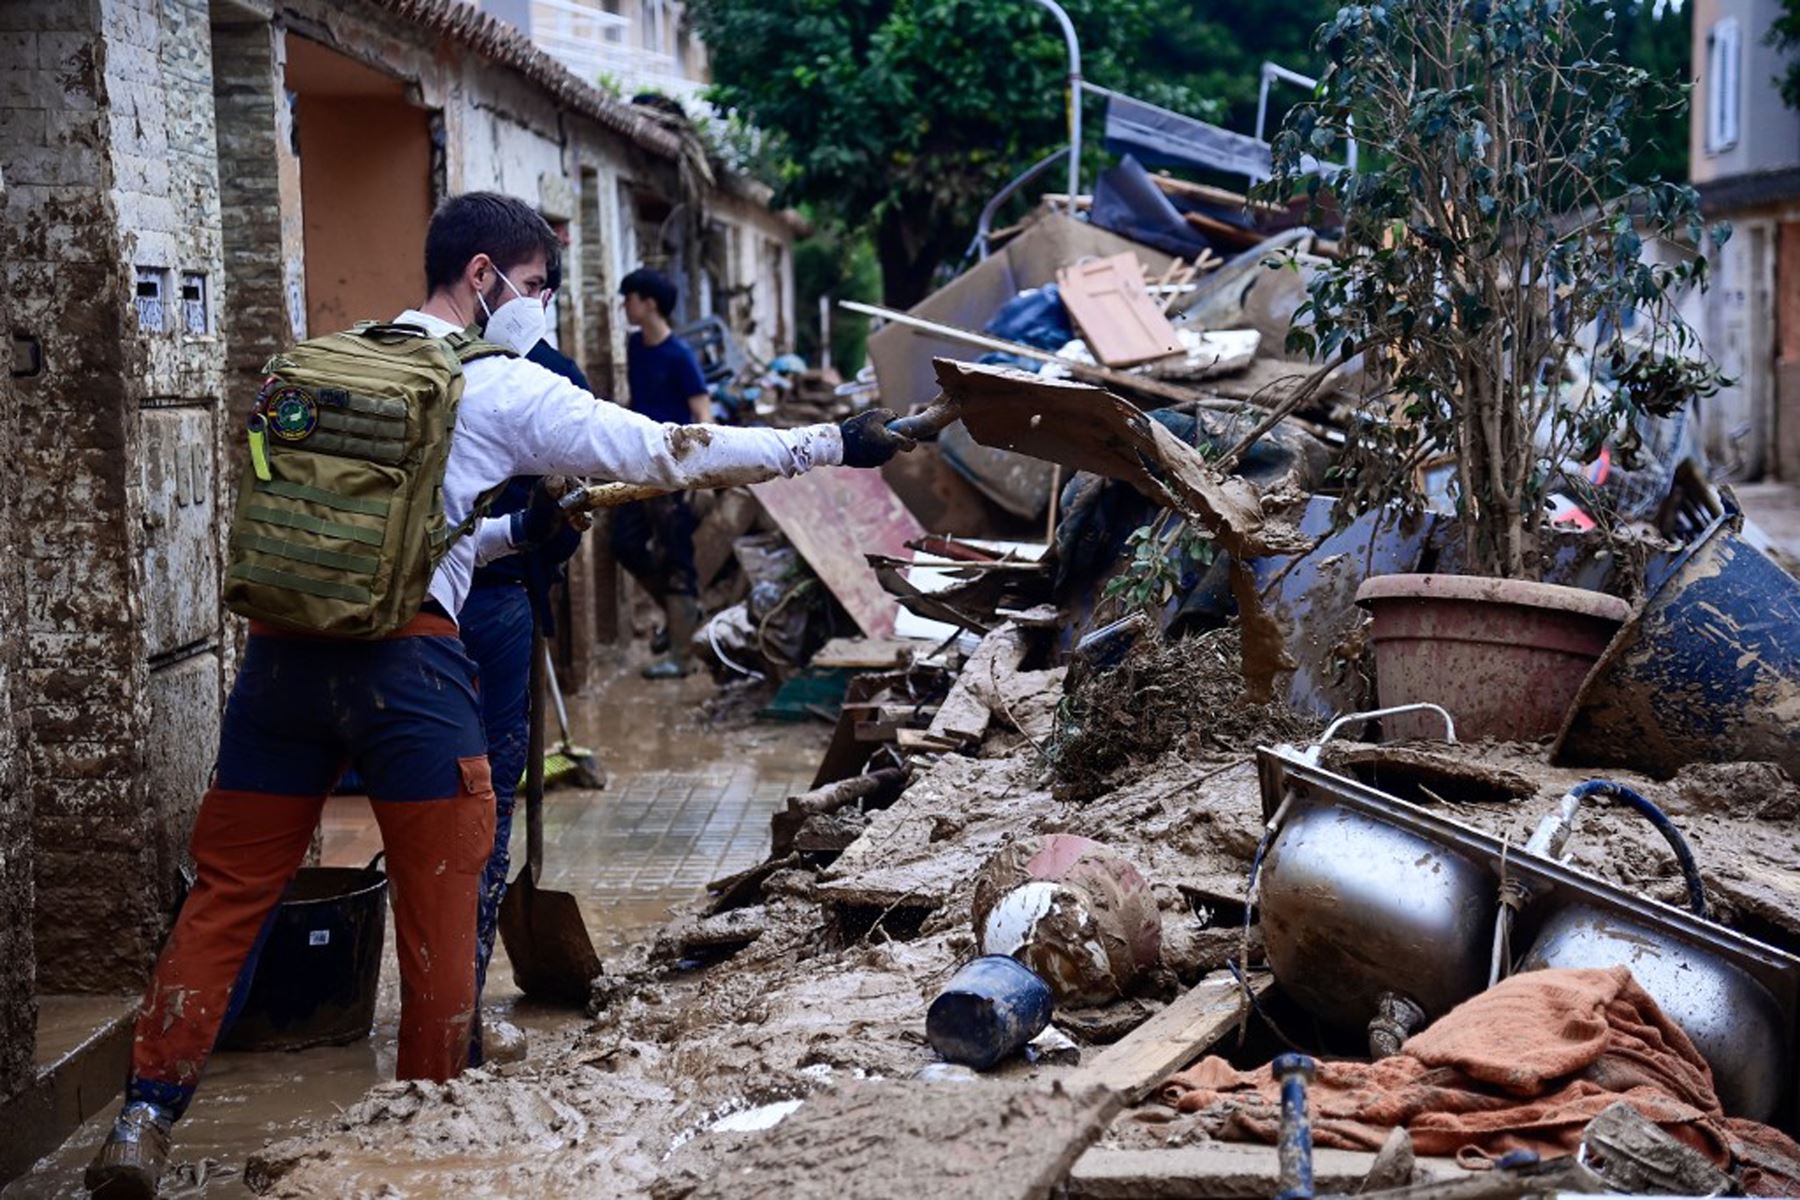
[1264,0,1729,739]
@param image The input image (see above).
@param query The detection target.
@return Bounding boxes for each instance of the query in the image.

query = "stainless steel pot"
[1260,800,1496,1029]
[1254,746,1800,1120]
[1523,902,1788,1121]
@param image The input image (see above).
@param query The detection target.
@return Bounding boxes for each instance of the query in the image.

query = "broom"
[538,644,606,790]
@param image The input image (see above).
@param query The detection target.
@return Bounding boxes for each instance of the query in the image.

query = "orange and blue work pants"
[126,611,495,1120]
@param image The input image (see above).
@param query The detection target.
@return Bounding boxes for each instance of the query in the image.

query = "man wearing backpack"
[86,192,910,1199]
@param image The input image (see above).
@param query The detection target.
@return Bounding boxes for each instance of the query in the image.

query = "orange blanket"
[1159,967,1800,1195]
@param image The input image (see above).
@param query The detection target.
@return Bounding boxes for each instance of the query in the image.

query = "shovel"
[497,627,602,1006]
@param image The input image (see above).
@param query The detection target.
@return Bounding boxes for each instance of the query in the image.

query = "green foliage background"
[686,0,1692,334]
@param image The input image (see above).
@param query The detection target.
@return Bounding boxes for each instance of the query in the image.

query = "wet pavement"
[1739,481,1800,566]
[6,667,825,1198]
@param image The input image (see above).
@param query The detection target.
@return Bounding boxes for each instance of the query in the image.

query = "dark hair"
[424,192,561,292]
[619,267,677,318]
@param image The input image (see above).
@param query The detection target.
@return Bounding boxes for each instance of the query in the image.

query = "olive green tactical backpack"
[223,321,512,638]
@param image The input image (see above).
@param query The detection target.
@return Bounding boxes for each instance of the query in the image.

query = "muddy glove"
[509,476,572,549]
[839,408,913,469]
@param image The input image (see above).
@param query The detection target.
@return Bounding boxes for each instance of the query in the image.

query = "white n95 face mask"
[477,267,547,355]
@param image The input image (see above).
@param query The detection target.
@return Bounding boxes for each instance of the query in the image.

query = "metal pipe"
[1029,0,1082,208]
[1273,1053,1316,1200]
[967,147,1069,262]
[1314,703,1457,756]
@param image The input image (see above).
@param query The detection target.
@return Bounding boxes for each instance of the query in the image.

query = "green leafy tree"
[688,1,1685,308]
[1580,1,1692,183]
[1771,0,1800,108]
[794,228,882,374]
[1269,0,1725,579]
[1135,2,1342,131]
[687,0,1208,306]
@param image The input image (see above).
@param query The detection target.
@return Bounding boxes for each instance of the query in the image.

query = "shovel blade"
[498,876,602,1007]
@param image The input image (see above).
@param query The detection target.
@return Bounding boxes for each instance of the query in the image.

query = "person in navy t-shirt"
[614,267,712,677]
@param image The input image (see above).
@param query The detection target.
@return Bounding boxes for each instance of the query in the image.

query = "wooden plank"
[1057,252,1184,367]
[926,625,1027,746]
[1067,1146,1468,1200]
[811,636,917,670]
[810,672,924,789]
[1148,173,1285,217]
[750,467,928,639]
[691,486,759,588]
[931,360,1308,562]
[1183,208,1266,251]
[1064,971,1269,1103]
[894,728,962,753]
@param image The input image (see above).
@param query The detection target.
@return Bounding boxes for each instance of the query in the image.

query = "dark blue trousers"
[457,582,534,1015]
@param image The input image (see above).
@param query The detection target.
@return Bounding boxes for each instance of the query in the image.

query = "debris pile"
[1051,626,1319,802]
[247,199,1800,1200]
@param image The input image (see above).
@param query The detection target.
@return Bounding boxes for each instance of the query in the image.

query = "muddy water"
[5,669,825,1198]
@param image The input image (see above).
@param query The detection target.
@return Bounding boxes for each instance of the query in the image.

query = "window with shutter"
[1708,18,1742,154]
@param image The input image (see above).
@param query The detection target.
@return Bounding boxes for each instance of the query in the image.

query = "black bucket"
[216,855,387,1052]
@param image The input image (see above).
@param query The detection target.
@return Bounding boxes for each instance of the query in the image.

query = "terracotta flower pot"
[1354,574,1632,742]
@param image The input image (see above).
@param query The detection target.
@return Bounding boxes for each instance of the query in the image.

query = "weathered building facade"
[1690,0,1800,481]
[0,0,797,1169]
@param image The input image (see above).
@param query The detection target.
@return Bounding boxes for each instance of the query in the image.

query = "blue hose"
[1569,779,1708,917]
[1242,825,1275,969]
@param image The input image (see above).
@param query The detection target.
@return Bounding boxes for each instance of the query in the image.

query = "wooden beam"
[1067,1145,1466,1200]
[1064,971,1270,1103]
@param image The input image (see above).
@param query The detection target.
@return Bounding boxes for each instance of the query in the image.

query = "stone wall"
[2,0,148,998]
[212,18,306,428]
[118,0,227,927]
[0,0,225,998]
[0,163,37,1099]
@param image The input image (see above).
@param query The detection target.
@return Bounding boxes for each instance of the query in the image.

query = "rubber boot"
[85,1101,173,1199]
[641,595,699,679]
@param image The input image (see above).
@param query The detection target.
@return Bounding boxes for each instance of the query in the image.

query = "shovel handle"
[524,630,547,880]
[560,481,668,512]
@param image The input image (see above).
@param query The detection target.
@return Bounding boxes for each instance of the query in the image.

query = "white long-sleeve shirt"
[394,310,843,616]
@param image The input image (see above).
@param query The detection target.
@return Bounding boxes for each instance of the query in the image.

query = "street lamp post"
[1029,0,1082,211]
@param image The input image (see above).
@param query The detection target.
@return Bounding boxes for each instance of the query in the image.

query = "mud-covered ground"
[245,637,1800,1200]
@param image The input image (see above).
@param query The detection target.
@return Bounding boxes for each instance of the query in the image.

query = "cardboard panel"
[750,467,928,638]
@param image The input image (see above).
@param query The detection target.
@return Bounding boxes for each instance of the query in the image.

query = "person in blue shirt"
[460,261,590,1064]
[613,267,712,678]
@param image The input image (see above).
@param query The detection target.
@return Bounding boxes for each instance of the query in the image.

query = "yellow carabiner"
[246,412,272,482]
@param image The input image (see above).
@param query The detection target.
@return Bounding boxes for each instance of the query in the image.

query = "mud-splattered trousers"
[457,580,533,1038]
[126,611,495,1120]
[611,493,699,599]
